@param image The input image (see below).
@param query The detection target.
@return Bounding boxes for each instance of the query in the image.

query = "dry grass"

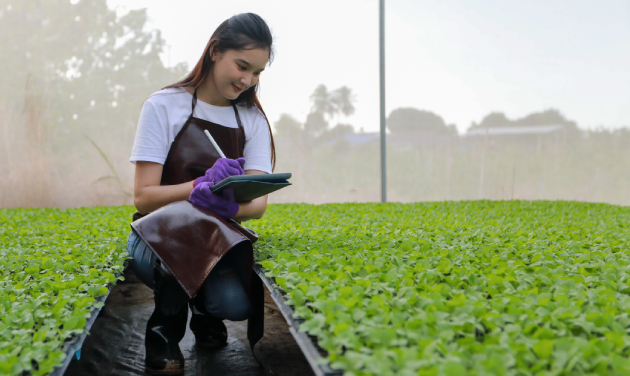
[0,98,57,208]
[0,96,133,209]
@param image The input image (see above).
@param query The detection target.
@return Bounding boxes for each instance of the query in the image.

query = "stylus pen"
[204,129,226,158]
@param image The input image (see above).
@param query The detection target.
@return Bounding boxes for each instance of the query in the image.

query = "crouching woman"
[126,13,276,375]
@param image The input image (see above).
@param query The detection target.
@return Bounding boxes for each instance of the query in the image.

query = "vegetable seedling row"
[0,206,132,376]
[254,264,343,376]
[250,201,630,376]
[49,277,116,376]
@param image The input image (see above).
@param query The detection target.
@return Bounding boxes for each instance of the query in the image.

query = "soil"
[64,268,316,376]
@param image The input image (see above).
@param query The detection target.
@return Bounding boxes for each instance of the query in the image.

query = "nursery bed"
[250,201,630,375]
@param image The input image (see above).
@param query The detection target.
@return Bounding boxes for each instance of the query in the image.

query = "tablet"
[210,173,292,192]
[210,173,292,202]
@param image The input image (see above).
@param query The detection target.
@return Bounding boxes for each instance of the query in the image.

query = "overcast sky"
[107,0,630,133]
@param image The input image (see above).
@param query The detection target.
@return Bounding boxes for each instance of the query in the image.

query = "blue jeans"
[127,229,253,321]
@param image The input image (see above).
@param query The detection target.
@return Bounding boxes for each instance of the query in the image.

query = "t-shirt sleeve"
[243,109,273,174]
[129,100,169,165]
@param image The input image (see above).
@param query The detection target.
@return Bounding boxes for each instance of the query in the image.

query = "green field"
[252,201,630,376]
[2,201,629,376]
[0,207,132,375]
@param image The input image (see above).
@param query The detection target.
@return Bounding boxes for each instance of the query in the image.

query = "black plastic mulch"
[64,268,315,376]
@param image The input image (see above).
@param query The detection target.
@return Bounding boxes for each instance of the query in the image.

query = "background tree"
[387,107,455,135]
[0,0,187,130]
[514,109,578,131]
[309,84,336,121]
[304,84,357,140]
[274,113,302,139]
[273,113,308,161]
[319,123,355,144]
[330,86,356,124]
[304,111,328,138]
[0,0,187,207]
[469,109,579,133]
[474,112,512,129]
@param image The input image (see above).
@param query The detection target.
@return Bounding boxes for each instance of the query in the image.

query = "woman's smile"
[207,47,268,103]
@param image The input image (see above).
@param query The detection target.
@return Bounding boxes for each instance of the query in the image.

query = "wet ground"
[64,268,315,376]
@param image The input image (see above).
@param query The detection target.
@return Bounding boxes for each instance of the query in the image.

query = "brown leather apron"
[130,90,264,347]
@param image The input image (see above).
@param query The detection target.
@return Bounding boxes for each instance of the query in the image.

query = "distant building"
[328,131,455,148]
[327,124,567,151]
[464,125,564,137]
[464,125,567,152]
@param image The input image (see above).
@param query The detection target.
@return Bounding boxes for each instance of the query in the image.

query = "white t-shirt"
[130,87,272,174]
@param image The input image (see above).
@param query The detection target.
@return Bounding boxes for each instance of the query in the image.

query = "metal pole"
[379,0,387,203]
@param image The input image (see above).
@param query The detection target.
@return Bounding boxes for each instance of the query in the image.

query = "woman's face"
[211,47,269,100]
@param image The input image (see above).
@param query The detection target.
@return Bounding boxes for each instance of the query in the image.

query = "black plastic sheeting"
[253,266,343,376]
[61,267,315,376]
[47,290,110,376]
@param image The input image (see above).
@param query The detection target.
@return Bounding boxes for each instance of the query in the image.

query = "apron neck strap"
[231,101,244,129]
[191,89,198,116]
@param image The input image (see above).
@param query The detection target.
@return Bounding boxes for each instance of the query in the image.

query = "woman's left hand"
[189,182,240,219]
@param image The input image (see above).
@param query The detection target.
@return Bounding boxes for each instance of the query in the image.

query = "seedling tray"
[47,293,109,376]
[49,266,127,376]
[254,264,343,376]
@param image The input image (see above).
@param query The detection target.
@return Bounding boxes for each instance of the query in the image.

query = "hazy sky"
[107,0,630,133]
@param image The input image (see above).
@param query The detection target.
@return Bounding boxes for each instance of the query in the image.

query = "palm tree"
[331,86,356,124]
[309,84,336,120]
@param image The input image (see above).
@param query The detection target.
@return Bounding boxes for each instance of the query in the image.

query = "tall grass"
[0,98,57,208]
[0,95,134,208]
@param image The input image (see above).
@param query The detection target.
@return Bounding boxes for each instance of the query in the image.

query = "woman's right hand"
[193,157,246,188]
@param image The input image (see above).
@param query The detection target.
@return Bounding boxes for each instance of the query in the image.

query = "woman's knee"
[217,297,252,321]
[202,269,252,321]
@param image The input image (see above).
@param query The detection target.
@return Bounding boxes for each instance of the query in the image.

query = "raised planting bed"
[253,263,342,376]
[251,201,630,376]
[0,206,133,375]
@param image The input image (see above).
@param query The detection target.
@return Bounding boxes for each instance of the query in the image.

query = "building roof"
[464,125,564,137]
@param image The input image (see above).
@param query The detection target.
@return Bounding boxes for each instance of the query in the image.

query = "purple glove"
[194,158,246,188]
[189,182,239,219]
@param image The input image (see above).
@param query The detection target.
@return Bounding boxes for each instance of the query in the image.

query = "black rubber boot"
[189,296,228,349]
[145,265,189,375]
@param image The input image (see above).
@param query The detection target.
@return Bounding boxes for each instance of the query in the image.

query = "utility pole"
[379,0,387,203]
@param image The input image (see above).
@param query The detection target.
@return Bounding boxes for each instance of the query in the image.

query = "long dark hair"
[164,13,276,170]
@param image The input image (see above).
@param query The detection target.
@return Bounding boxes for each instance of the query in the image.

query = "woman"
[126,13,276,375]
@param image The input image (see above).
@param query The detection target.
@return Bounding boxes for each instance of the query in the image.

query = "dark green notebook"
[210,173,292,202]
